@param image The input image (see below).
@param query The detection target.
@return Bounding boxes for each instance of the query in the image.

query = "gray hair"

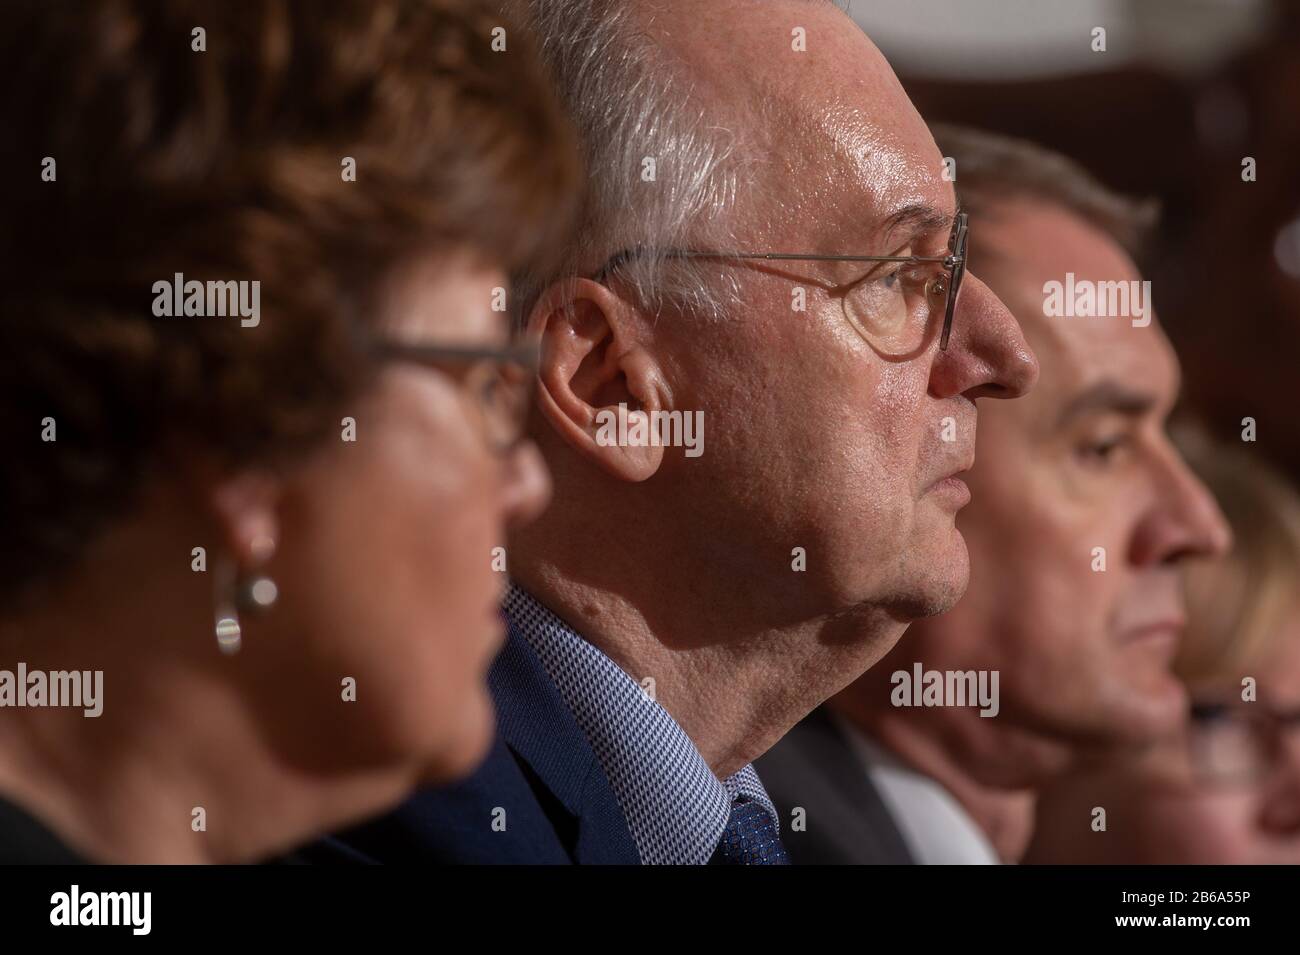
[506,0,758,324]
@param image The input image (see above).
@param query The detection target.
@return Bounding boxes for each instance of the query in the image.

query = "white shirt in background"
[837,717,1001,865]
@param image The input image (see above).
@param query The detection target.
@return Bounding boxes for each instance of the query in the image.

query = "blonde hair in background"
[1174,425,1300,686]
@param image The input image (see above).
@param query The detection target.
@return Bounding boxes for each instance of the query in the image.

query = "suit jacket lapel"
[802,708,916,863]
[488,624,640,864]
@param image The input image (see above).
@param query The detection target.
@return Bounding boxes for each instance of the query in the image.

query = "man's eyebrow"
[881,203,953,245]
[1057,379,1157,427]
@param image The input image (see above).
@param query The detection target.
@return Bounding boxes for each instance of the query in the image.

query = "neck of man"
[0,543,416,864]
[513,561,908,781]
[834,691,1073,863]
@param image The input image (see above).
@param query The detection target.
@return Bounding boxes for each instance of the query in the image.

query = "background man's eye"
[1080,435,1129,463]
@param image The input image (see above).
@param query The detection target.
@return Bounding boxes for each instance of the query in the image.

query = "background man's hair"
[931,123,1158,260]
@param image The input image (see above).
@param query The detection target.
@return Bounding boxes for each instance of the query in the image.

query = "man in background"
[759,126,1230,864]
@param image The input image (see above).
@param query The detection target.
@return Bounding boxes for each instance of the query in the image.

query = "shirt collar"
[504,584,777,865]
[836,716,1001,865]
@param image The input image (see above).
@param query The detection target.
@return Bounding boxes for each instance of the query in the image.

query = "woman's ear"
[207,471,283,567]
[527,278,670,482]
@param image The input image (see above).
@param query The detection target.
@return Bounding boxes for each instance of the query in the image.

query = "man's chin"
[1125,672,1189,739]
[884,533,970,620]
[1082,674,1189,746]
[921,527,971,613]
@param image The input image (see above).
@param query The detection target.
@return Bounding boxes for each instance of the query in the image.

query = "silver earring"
[213,545,277,655]
[237,572,278,612]
[214,558,243,656]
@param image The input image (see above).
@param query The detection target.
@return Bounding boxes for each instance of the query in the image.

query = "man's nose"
[1130,444,1232,566]
[930,273,1038,401]
[500,440,552,529]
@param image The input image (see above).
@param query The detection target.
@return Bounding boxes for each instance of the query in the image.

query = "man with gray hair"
[322,1,1037,864]
[759,126,1229,864]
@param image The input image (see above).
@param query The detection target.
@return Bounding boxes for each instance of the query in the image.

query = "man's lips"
[1120,619,1186,644]
[924,461,973,494]
[924,473,972,509]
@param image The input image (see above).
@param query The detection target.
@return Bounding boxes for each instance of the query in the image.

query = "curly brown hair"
[0,0,578,601]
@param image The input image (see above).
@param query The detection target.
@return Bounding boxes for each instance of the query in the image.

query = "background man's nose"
[1130,446,1233,567]
[930,274,1038,401]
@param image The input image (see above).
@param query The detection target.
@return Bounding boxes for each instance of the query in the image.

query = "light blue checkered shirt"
[504,585,779,865]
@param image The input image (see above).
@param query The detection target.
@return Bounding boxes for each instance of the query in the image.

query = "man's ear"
[527,278,670,482]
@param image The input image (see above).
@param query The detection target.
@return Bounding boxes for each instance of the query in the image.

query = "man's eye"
[880,266,934,294]
[1079,434,1130,464]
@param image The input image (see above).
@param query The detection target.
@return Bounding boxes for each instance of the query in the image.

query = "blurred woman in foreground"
[0,0,575,862]
[1027,436,1300,863]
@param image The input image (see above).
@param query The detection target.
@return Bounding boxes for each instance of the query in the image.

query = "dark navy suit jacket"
[300,621,640,864]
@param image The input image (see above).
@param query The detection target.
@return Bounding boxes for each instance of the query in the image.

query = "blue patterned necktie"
[710,797,791,865]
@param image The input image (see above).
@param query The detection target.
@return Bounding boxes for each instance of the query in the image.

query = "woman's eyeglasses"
[370,337,539,453]
[1187,699,1300,785]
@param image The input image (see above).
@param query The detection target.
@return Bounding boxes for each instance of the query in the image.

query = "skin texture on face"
[1027,609,1300,864]
[513,0,1036,777]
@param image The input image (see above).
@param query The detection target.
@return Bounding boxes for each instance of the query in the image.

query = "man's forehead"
[972,199,1181,420]
[1042,321,1175,393]
[979,200,1138,289]
[797,103,953,215]
[1015,290,1181,429]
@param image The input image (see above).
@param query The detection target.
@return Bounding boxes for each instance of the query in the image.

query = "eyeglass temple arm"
[594,248,958,280]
